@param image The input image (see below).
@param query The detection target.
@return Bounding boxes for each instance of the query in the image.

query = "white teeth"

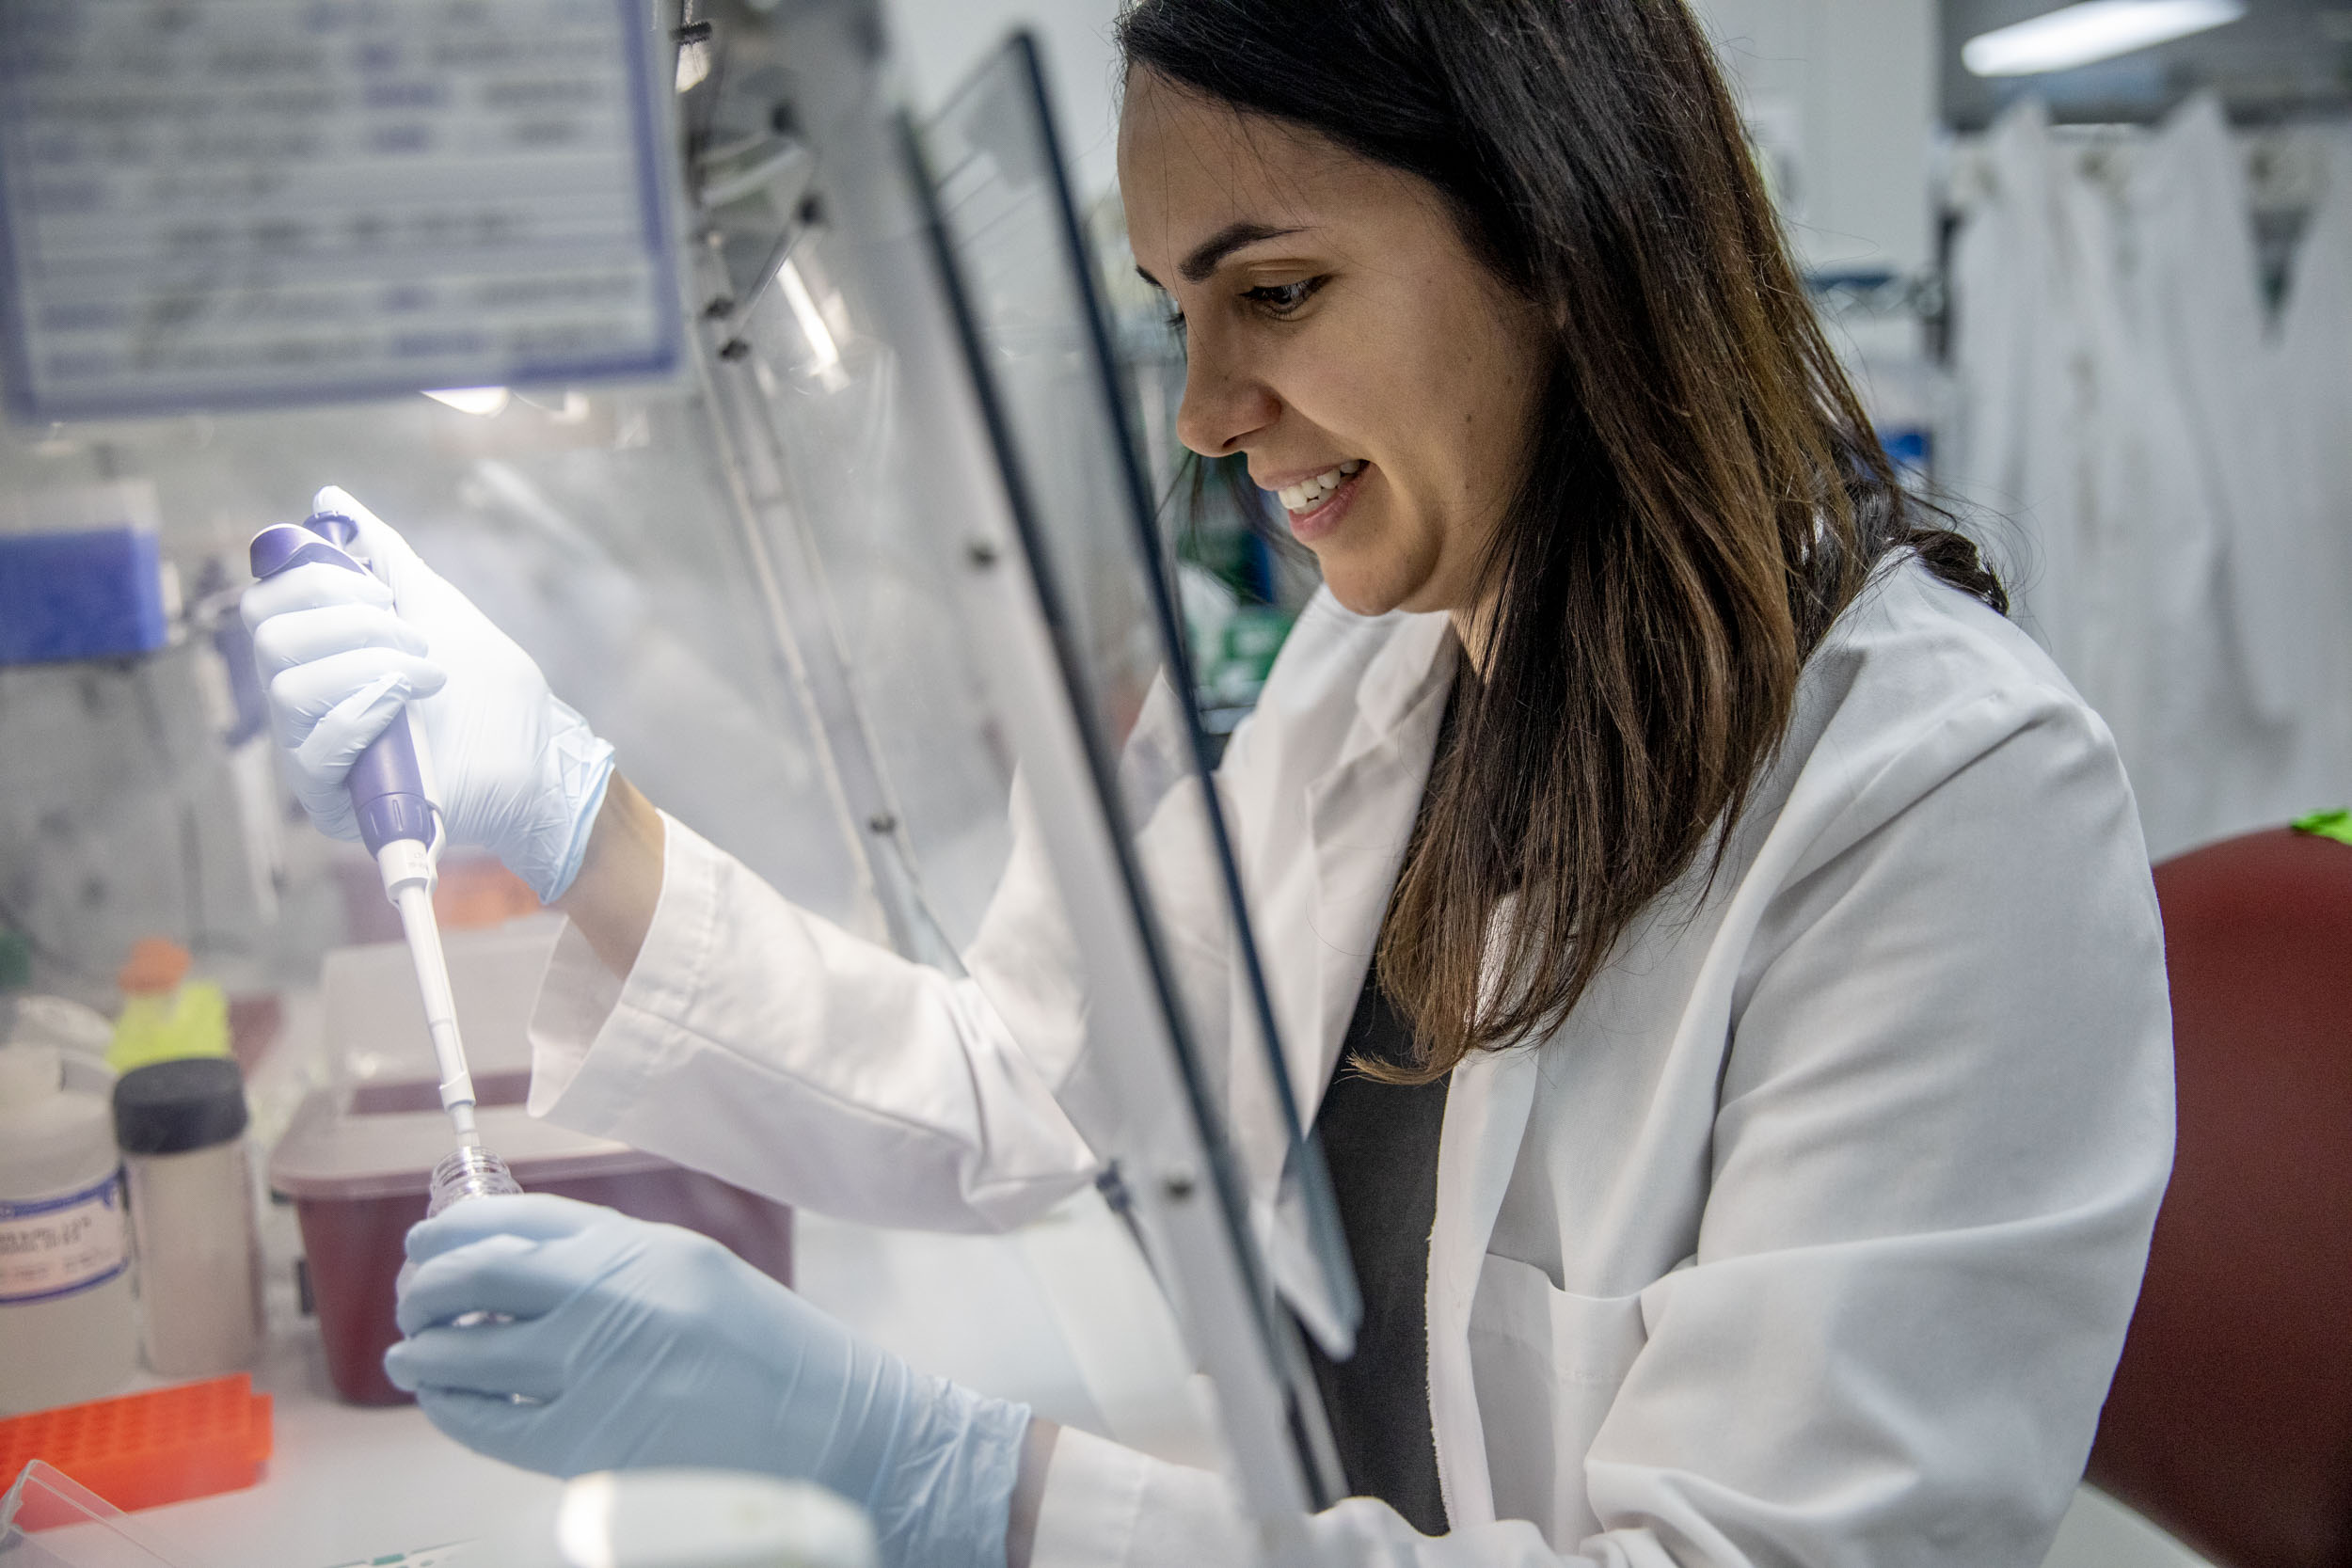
[1275,461,1365,514]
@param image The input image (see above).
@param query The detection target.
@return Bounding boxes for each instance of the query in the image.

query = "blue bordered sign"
[0,0,679,421]
[0,1169,128,1306]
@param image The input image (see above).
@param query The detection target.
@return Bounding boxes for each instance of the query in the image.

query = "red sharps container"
[267,918,790,1405]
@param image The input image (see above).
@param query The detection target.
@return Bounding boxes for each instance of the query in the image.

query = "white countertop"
[114,1193,1212,1568]
[14,970,1211,1568]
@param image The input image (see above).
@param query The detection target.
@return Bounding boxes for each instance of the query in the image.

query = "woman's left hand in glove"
[385,1194,1033,1568]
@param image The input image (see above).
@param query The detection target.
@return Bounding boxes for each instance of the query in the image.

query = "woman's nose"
[1174,340,1279,458]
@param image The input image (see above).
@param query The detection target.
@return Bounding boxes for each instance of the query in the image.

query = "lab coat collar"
[1293,610,1457,1117]
[1353,610,1458,754]
[1426,1037,1540,1529]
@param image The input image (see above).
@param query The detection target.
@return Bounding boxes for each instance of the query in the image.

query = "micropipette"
[248,511,516,1208]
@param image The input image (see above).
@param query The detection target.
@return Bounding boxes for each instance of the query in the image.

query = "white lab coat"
[1948,95,2338,859]
[1950,99,2227,859]
[2273,132,2352,803]
[1950,99,2106,692]
[525,553,2173,1566]
[2131,97,2296,720]
[2124,96,2317,833]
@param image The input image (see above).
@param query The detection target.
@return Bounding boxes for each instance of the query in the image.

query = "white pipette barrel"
[378,839,481,1148]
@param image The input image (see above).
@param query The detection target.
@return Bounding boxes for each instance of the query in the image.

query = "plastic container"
[426,1145,523,1215]
[0,1045,135,1416]
[0,933,114,1069]
[1,995,117,1066]
[272,919,791,1405]
[1,1459,196,1560]
[106,942,230,1076]
[0,527,169,667]
[111,1060,262,1378]
[271,1083,794,1404]
[526,1471,877,1568]
[0,1374,271,1515]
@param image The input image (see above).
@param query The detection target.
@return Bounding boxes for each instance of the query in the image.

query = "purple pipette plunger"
[247,513,436,855]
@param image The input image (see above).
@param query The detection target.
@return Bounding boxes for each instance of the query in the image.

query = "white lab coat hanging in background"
[1948,94,2352,859]
[1949,100,2221,856]
[2126,97,2317,835]
[2272,133,2352,798]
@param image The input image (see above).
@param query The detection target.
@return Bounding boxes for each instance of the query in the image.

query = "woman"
[244,2,2172,1564]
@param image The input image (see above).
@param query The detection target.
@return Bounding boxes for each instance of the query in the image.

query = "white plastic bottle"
[0,1042,137,1414]
[0,929,114,1067]
[112,1056,263,1377]
[492,1470,878,1568]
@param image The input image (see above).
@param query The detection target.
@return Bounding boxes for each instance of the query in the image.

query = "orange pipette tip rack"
[0,1374,272,1519]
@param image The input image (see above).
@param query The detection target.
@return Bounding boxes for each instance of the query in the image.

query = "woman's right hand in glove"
[240,485,615,903]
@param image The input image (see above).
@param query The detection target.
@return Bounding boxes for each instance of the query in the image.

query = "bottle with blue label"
[0,1042,136,1413]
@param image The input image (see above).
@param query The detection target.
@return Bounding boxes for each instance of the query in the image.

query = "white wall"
[882,0,1126,197]
[1687,0,1939,277]
[884,0,1938,275]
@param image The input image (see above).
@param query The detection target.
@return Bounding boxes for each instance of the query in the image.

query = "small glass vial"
[113,1057,262,1377]
[427,1146,523,1216]
[401,1148,524,1324]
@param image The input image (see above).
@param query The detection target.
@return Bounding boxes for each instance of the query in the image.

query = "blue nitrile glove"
[239,485,613,902]
[385,1195,1030,1568]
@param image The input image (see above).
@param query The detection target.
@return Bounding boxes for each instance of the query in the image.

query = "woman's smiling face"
[1118,69,1550,620]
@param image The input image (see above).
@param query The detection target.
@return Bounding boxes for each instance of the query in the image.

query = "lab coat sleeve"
[1032,1430,1592,1568]
[525,806,1102,1232]
[1034,679,2171,1567]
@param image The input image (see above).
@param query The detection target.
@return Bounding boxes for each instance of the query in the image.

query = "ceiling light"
[1963,0,2247,77]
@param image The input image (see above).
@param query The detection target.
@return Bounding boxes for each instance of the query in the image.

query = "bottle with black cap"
[113,1056,262,1375]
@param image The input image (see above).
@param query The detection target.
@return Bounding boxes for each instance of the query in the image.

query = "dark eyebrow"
[1176,221,1305,285]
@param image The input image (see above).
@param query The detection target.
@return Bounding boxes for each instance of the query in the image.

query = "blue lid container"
[0,528,169,665]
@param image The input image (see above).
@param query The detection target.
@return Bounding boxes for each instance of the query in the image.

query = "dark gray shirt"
[1301,969,1454,1535]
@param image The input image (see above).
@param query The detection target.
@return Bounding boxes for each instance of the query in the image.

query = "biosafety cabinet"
[0,3,1349,1561]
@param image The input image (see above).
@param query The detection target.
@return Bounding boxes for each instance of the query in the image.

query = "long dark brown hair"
[1120,0,2003,1082]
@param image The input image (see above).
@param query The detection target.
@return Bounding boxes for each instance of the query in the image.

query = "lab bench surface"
[119,1196,1212,1568]
[55,1196,2199,1568]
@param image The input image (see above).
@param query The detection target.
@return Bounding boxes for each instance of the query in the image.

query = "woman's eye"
[1156,277,1323,336]
[1245,277,1324,317]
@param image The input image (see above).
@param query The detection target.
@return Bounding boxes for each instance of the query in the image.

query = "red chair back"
[2088,828,2352,1568]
